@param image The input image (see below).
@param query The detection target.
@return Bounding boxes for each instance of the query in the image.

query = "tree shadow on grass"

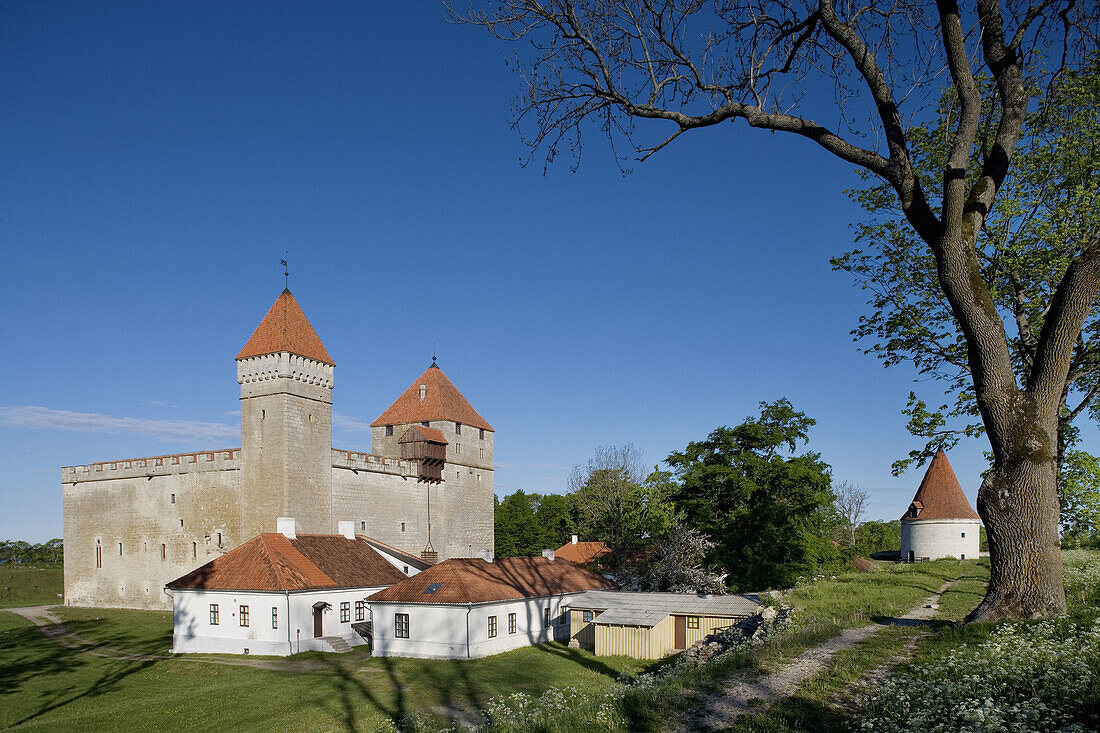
[532,640,651,680]
[727,694,851,732]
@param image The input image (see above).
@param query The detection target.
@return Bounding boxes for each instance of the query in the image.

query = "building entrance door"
[313,607,323,638]
[907,550,915,563]
[674,615,686,649]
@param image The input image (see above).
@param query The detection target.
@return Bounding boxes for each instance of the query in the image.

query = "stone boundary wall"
[331,448,418,477]
[62,449,241,483]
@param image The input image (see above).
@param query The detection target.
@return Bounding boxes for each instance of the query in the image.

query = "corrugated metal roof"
[568,590,761,627]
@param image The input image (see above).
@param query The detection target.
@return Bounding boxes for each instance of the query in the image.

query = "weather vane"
[281,251,288,288]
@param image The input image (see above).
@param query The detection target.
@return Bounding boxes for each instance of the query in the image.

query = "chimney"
[419,384,427,402]
[477,549,493,563]
[277,517,296,539]
[338,521,355,540]
[571,535,578,545]
[542,549,555,561]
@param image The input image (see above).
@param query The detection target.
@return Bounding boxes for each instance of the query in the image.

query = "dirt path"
[677,580,955,732]
[5,605,331,672]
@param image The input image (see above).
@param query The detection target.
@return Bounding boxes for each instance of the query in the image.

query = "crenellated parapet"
[62,449,241,484]
[331,448,418,478]
[237,352,334,401]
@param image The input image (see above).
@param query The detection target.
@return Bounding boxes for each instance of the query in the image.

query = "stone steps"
[321,636,353,653]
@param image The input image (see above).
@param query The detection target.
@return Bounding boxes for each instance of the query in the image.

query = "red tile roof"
[398,425,448,444]
[371,362,493,431]
[366,556,613,604]
[901,451,981,522]
[166,533,406,591]
[237,288,334,365]
[554,540,612,564]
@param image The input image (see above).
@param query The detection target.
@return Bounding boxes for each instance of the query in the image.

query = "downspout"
[466,603,472,659]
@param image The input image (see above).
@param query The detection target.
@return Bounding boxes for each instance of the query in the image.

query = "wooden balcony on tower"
[399,425,448,483]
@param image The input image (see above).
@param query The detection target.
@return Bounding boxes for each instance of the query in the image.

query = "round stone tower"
[899,450,981,561]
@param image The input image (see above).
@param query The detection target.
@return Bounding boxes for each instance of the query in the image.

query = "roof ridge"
[261,533,336,588]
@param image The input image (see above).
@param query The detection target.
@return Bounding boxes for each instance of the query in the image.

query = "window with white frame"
[239,605,249,627]
[488,615,497,638]
[210,604,219,625]
[355,601,366,621]
[582,610,593,622]
[272,607,278,629]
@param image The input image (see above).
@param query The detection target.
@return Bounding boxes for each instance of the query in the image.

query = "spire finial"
[281,251,289,290]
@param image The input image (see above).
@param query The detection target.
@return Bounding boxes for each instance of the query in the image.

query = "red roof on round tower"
[901,450,981,522]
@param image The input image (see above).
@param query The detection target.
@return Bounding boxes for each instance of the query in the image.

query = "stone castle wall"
[62,450,242,610]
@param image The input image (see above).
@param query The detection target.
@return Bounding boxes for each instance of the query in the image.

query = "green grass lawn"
[0,606,653,732]
[0,564,62,608]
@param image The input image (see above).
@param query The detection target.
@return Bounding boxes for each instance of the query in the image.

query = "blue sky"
[2,2,1092,542]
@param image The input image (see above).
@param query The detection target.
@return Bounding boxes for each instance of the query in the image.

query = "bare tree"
[834,481,869,546]
[452,0,1100,621]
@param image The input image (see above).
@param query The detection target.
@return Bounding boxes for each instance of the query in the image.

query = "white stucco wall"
[171,586,387,656]
[371,593,578,660]
[900,519,981,561]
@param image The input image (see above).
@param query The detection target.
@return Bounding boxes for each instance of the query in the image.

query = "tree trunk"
[967,416,1067,622]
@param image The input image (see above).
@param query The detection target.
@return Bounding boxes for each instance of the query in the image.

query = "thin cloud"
[332,413,374,432]
[0,406,238,443]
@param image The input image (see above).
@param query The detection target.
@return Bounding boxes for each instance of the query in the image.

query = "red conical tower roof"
[901,450,981,522]
[371,361,493,431]
[237,288,333,365]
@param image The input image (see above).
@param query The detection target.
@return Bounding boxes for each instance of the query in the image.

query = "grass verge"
[0,564,62,608]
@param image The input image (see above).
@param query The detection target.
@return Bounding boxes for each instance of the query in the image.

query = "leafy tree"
[455,0,1099,620]
[534,493,577,550]
[494,490,541,557]
[0,539,62,564]
[1060,450,1100,547]
[569,444,675,567]
[853,520,901,558]
[832,61,1100,482]
[666,399,835,591]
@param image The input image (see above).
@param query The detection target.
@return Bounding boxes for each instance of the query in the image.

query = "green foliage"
[1060,451,1100,547]
[666,399,836,591]
[0,538,63,564]
[832,58,1100,474]
[853,520,901,558]
[494,491,577,558]
[570,445,675,567]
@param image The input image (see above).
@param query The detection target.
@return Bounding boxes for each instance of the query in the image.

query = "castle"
[61,288,495,610]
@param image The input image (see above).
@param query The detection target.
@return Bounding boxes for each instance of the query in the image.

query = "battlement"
[62,449,241,483]
[237,352,334,389]
[331,448,418,478]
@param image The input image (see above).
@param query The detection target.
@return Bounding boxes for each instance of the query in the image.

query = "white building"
[900,451,982,561]
[367,553,614,659]
[167,519,417,655]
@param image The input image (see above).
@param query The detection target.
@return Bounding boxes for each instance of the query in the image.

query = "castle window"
[209,604,219,625]
[421,421,429,427]
[192,542,197,559]
[217,532,222,546]
[360,521,366,531]
[161,544,166,560]
[961,532,966,538]
[456,444,461,455]
[488,615,497,638]
[401,522,406,532]
[480,428,485,440]
[386,425,393,436]
[180,519,184,528]
[455,422,462,434]
[170,493,175,503]
[509,613,516,634]
[477,474,482,482]
[119,543,123,556]
[271,607,278,629]
[356,601,366,621]
[908,506,919,518]
[480,448,484,459]
[395,613,410,638]
[95,542,102,569]
[340,602,350,623]
[403,566,409,574]
[239,605,249,627]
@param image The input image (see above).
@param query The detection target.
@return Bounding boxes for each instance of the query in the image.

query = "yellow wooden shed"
[565,590,761,660]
